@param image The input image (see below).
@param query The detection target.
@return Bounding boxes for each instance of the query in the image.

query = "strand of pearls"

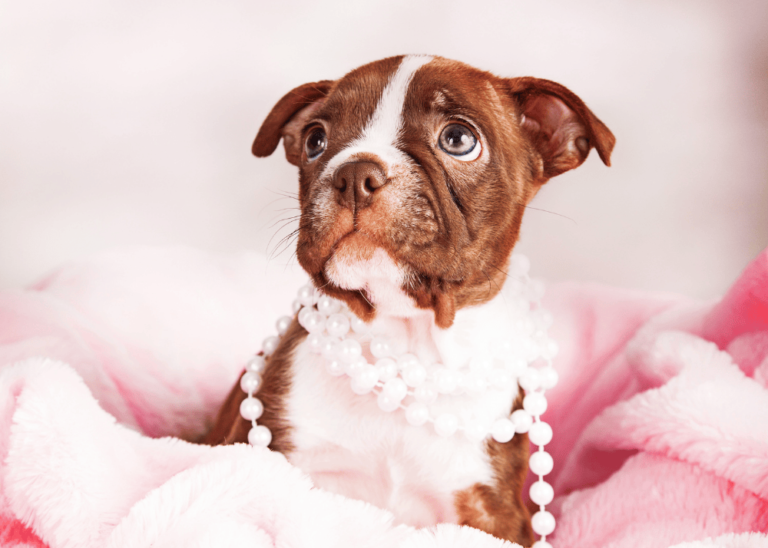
[239,255,558,546]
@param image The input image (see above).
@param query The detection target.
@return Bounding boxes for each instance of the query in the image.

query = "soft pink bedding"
[0,246,766,547]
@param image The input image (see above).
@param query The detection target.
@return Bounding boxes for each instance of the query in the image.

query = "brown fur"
[454,394,534,546]
[204,319,306,452]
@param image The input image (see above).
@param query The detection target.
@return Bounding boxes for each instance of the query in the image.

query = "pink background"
[1,0,766,297]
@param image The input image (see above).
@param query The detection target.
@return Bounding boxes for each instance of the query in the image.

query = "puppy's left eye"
[438,124,481,161]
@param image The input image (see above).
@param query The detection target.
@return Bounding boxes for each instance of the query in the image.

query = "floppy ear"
[505,77,615,180]
[252,80,335,165]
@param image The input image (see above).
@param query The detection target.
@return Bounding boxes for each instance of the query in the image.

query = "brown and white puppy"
[207,55,614,546]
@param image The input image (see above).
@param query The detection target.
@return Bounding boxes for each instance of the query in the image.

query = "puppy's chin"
[324,235,420,318]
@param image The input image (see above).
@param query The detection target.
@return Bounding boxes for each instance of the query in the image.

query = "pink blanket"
[0,247,766,547]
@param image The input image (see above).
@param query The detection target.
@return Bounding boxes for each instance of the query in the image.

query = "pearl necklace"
[238,254,558,547]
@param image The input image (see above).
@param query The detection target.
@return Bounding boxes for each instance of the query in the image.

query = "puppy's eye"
[438,124,481,161]
[305,127,327,161]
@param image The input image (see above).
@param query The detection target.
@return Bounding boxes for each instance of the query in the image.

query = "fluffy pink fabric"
[0,246,766,547]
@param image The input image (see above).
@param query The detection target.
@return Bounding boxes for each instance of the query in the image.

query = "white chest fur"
[284,292,521,527]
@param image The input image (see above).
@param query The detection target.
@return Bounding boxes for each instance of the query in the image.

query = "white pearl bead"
[510,297,531,316]
[413,384,438,404]
[382,378,408,401]
[350,379,370,395]
[350,315,368,334]
[529,451,554,476]
[531,510,555,536]
[521,338,539,361]
[506,278,524,295]
[511,409,533,433]
[509,254,530,277]
[507,356,528,376]
[542,341,559,360]
[523,392,548,416]
[351,367,378,394]
[239,396,264,421]
[240,372,263,394]
[532,541,553,548]
[246,355,266,374]
[516,317,536,336]
[469,357,493,376]
[325,313,350,337]
[377,392,400,412]
[303,311,327,334]
[337,339,362,363]
[262,336,280,357]
[487,368,513,389]
[434,413,459,437]
[343,356,366,378]
[275,315,293,336]
[325,359,346,377]
[320,337,340,358]
[356,364,379,389]
[402,363,427,387]
[528,279,546,302]
[248,425,272,447]
[370,337,392,359]
[291,299,302,314]
[375,358,398,382]
[405,403,430,426]
[529,480,554,505]
[452,371,467,395]
[316,295,341,315]
[306,333,325,354]
[297,306,313,328]
[533,309,554,329]
[529,421,553,446]
[297,284,315,307]
[463,420,489,442]
[435,369,459,394]
[539,366,559,390]
[396,353,420,369]
[465,374,488,394]
[519,367,542,392]
[490,418,515,443]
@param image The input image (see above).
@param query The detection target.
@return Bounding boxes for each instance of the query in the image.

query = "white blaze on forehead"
[321,54,434,177]
[359,54,434,151]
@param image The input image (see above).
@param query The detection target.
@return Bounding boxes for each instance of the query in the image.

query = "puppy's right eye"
[305,127,327,161]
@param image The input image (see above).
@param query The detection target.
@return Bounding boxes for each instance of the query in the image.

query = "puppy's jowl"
[207,55,614,545]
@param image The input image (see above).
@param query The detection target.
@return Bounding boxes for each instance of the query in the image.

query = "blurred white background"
[1,0,766,297]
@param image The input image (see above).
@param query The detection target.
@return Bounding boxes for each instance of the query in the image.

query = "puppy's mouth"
[324,231,386,288]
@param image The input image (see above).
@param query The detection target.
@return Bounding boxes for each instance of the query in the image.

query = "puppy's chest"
[282,339,516,527]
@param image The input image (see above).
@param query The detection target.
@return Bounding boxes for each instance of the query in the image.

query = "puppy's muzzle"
[333,161,388,212]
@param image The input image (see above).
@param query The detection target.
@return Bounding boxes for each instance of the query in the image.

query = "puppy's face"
[254,56,614,327]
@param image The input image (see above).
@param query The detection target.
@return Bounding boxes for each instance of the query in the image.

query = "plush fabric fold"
[0,246,766,547]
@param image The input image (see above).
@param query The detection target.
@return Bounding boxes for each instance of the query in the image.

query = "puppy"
[207,55,614,545]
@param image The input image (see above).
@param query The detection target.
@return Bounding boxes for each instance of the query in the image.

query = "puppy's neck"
[354,280,513,372]
[325,246,419,318]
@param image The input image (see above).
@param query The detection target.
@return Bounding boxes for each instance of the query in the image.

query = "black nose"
[333,161,388,211]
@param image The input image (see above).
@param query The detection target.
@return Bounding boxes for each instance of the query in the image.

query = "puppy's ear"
[505,77,615,180]
[252,80,335,165]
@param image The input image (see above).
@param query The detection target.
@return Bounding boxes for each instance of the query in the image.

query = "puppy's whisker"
[266,221,299,255]
[267,215,302,231]
[522,204,577,224]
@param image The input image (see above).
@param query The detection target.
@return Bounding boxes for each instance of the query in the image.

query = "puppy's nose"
[333,161,388,211]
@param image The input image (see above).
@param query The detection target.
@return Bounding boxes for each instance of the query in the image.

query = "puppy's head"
[253,55,614,328]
